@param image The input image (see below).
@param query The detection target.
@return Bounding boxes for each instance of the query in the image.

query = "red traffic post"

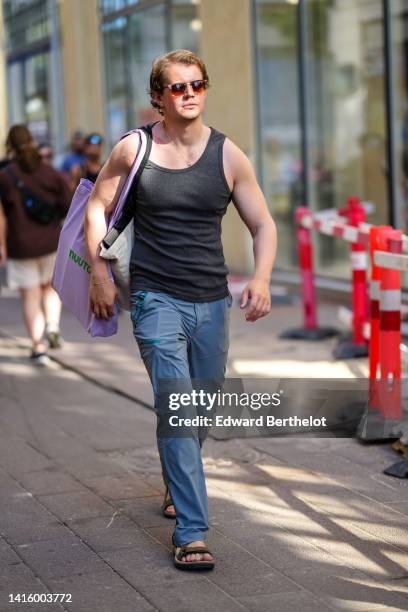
[359,226,392,440]
[334,196,369,359]
[368,226,386,381]
[378,227,402,426]
[281,207,338,340]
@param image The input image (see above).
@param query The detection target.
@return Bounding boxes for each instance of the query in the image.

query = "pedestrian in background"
[38,142,54,166]
[70,132,104,190]
[60,129,85,175]
[0,125,72,364]
[38,141,72,192]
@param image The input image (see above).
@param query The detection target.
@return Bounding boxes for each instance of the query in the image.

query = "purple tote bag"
[52,128,147,337]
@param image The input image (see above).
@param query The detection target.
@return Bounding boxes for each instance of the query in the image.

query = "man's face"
[156,62,207,122]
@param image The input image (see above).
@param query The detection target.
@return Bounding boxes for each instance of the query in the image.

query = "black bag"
[6,166,62,225]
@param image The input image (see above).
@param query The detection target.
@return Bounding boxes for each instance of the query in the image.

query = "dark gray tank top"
[129,127,233,302]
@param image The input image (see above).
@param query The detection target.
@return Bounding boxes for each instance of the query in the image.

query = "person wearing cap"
[60,130,85,174]
[70,133,104,191]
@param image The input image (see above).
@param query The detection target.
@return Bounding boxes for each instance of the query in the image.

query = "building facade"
[1,0,408,281]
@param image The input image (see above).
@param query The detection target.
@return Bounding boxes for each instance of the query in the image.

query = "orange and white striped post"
[359,225,392,439]
[365,226,386,425]
[369,226,391,381]
[378,226,402,424]
[350,197,369,347]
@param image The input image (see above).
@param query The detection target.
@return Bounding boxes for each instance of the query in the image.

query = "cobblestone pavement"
[1,288,408,612]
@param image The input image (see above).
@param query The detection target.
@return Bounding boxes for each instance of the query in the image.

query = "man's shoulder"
[109,131,141,171]
[222,138,258,190]
[223,137,251,169]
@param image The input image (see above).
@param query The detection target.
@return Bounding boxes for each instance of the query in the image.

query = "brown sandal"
[173,541,215,571]
[162,486,176,519]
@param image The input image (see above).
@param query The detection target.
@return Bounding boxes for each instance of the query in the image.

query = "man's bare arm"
[224,139,277,322]
[84,132,139,319]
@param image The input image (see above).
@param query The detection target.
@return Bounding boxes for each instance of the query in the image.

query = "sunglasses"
[164,79,208,97]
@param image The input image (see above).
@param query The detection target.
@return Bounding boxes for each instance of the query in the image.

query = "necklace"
[161,121,202,167]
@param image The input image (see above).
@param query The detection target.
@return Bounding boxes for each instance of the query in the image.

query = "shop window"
[254,0,302,270]
[101,0,201,146]
[306,0,387,278]
[7,52,50,144]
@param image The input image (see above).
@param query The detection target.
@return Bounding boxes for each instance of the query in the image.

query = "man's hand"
[240,278,271,322]
[89,277,118,320]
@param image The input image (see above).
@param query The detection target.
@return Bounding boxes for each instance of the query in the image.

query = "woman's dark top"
[0,161,72,259]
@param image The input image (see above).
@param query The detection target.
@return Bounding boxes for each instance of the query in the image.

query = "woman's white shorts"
[7,252,57,290]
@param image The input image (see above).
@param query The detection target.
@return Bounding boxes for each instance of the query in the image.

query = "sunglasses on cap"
[163,79,208,97]
[87,134,103,145]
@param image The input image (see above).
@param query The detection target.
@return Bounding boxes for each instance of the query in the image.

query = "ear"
[152,90,164,110]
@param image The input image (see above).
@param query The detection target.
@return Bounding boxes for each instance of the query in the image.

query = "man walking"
[85,50,277,570]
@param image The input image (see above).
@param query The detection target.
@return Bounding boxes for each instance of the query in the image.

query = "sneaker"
[30,351,51,366]
[46,329,63,349]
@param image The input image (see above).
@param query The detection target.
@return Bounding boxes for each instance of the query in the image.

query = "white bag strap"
[107,128,148,230]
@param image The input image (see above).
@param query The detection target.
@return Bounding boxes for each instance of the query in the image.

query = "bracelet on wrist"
[91,278,111,286]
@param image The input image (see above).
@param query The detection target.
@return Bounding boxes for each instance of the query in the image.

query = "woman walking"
[0,125,72,363]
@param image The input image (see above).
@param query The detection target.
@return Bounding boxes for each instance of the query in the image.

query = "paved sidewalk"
[1,289,408,611]
[0,286,371,406]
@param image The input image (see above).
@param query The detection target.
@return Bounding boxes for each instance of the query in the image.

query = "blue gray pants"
[130,289,232,546]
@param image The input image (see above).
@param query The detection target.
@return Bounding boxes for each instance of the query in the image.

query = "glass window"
[102,5,166,145]
[102,17,129,144]
[7,62,25,122]
[3,0,49,51]
[306,0,388,278]
[102,1,201,146]
[391,0,408,230]
[7,52,50,144]
[100,0,128,14]
[171,0,201,52]
[25,53,49,142]
[99,0,142,15]
[128,6,167,126]
[254,0,302,270]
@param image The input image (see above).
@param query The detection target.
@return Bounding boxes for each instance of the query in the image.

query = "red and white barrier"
[298,203,373,246]
[291,198,371,358]
[353,226,407,439]
[331,198,369,359]
[287,201,408,437]
[280,207,338,340]
[369,226,387,381]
